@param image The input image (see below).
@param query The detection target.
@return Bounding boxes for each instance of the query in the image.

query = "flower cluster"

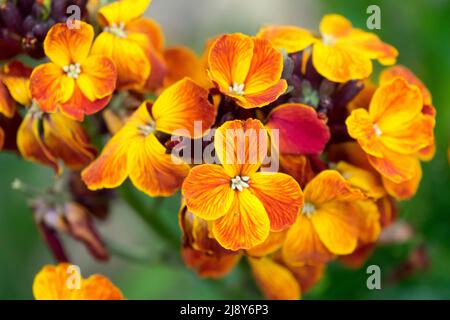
[0,1,435,300]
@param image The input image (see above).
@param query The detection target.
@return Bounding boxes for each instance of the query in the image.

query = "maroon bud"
[0,2,24,35]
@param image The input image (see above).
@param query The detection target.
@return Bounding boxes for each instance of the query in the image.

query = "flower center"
[322,33,336,46]
[302,202,316,217]
[105,22,127,38]
[230,175,250,191]
[229,82,245,96]
[138,119,156,136]
[63,63,81,79]
[373,123,383,137]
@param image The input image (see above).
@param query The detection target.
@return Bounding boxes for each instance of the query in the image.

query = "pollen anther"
[63,63,81,79]
[105,22,127,38]
[229,82,245,96]
[231,175,250,191]
[373,123,382,137]
[302,202,316,217]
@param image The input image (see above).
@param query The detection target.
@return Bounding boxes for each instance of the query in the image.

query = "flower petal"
[98,0,151,25]
[346,108,384,157]
[382,158,422,200]
[78,55,116,101]
[367,147,418,183]
[33,263,74,300]
[208,33,254,93]
[283,214,334,266]
[212,189,270,250]
[257,25,316,53]
[266,103,330,155]
[77,275,124,300]
[237,79,287,109]
[248,257,300,300]
[249,172,303,232]
[29,63,65,113]
[320,14,352,38]
[126,17,164,52]
[0,83,14,117]
[152,78,215,138]
[214,119,268,177]
[163,47,208,88]
[44,22,94,66]
[246,230,287,257]
[182,164,234,221]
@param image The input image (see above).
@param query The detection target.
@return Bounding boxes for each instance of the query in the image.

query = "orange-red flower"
[92,0,166,91]
[346,78,434,185]
[207,33,287,108]
[182,119,303,250]
[33,263,123,300]
[258,15,398,83]
[283,170,367,266]
[30,21,116,121]
[82,78,215,197]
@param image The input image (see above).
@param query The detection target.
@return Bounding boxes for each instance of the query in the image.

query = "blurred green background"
[1,0,450,299]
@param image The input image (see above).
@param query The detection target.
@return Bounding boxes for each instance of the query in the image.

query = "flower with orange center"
[207,33,287,109]
[258,15,398,83]
[283,170,367,266]
[30,21,116,121]
[82,78,215,197]
[33,263,123,300]
[182,119,303,251]
[92,0,166,91]
[346,77,434,185]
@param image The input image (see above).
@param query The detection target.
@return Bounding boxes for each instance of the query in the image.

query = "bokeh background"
[1,0,450,299]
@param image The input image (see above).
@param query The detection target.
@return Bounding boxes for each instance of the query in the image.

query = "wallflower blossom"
[92,0,166,91]
[82,78,215,197]
[182,119,303,250]
[207,33,287,108]
[33,263,123,300]
[30,21,116,121]
[258,14,398,83]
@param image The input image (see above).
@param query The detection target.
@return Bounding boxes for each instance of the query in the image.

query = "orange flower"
[82,78,215,197]
[92,0,166,91]
[346,77,434,184]
[33,263,123,300]
[30,21,116,121]
[0,61,32,118]
[257,15,397,83]
[182,119,303,250]
[283,170,367,266]
[207,33,287,108]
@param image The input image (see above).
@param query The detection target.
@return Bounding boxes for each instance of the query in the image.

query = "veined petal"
[98,0,151,25]
[246,230,287,257]
[248,257,300,300]
[311,202,359,255]
[313,42,372,83]
[32,263,75,300]
[237,79,287,109]
[127,133,190,197]
[382,158,422,200]
[152,78,215,138]
[126,17,164,52]
[0,83,15,117]
[266,103,330,155]
[346,108,384,157]
[353,200,381,244]
[1,60,33,107]
[91,32,150,90]
[244,38,284,94]
[208,33,254,93]
[77,275,123,300]
[249,172,303,232]
[78,55,116,101]
[182,164,234,221]
[44,22,94,66]
[283,214,334,266]
[304,170,365,205]
[367,147,417,183]
[29,63,64,113]
[286,263,325,294]
[212,189,270,251]
[320,14,352,38]
[257,25,316,53]
[214,119,268,177]
[163,47,208,88]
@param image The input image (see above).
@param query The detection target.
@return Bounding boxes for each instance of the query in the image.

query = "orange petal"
[212,189,270,251]
[0,83,15,118]
[354,200,381,244]
[367,148,418,183]
[320,14,352,38]
[0,126,4,150]
[311,202,359,255]
[248,257,300,300]
[163,47,208,88]
[1,61,33,107]
[127,133,190,197]
[60,84,111,121]
[313,42,372,82]
[283,214,334,266]
[214,119,268,177]
[304,170,365,205]
[246,230,287,257]
[345,108,383,157]
[77,275,124,300]
[237,79,287,109]
[244,38,283,94]
[249,172,303,232]
[151,78,215,138]
[91,32,150,90]
[78,55,116,101]
[382,159,422,200]
[29,63,65,113]
[126,17,164,52]
[182,164,234,221]
[208,33,254,93]
[257,25,316,53]
[17,112,59,172]
[339,243,375,269]
[286,263,325,294]
[44,21,94,66]
[43,112,96,169]
[98,0,151,25]
[33,263,74,300]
